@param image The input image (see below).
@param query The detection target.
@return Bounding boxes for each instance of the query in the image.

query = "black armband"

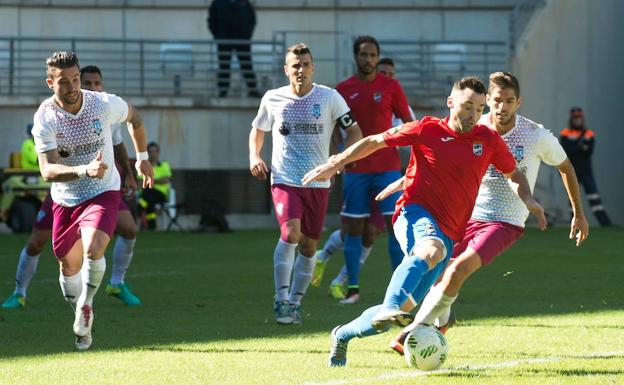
[338,112,356,130]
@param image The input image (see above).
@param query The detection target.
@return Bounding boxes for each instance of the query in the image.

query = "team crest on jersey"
[473,142,483,156]
[373,92,382,103]
[514,145,524,161]
[312,103,321,119]
[91,119,103,135]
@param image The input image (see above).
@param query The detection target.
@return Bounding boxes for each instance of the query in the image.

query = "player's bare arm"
[556,158,589,246]
[504,168,547,230]
[343,122,363,149]
[38,149,107,182]
[375,175,405,201]
[113,143,138,192]
[303,133,387,185]
[125,103,154,188]
[249,127,269,180]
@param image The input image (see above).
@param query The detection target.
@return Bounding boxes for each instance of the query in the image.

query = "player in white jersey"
[386,71,590,354]
[249,43,362,325]
[31,51,154,350]
[1,65,143,310]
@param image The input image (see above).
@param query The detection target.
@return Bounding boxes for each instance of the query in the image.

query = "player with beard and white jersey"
[387,72,590,355]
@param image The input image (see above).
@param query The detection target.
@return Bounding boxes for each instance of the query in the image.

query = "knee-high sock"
[333,246,373,285]
[335,304,388,342]
[78,257,106,306]
[381,255,430,309]
[273,239,297,302]
[59,271,82,304]
[387,232,404,270]
[405,285,457,333]
[111,237,136,285]
[317,230,344,263]
[288,254,316,305]
[344,235,362,287]
[15,248,40,296]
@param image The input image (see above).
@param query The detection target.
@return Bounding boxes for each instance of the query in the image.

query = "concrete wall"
[511,0,624,225]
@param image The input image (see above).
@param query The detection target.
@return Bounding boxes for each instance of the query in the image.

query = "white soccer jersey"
[111,122,125,146]
[32,90,129,207]
[252,84,351,188]
[471,113,567,227]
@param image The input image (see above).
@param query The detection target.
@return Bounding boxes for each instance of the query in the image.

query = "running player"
[249,43,362,325]
[387,72,589,354]
[1,65,144,309]
[312,56,415,301]
[303,76,547,367]
[31,51,153,350]
[334,36,413,304]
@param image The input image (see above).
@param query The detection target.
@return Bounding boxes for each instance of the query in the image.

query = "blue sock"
[336,304,388,341]
[381,256,430,309]
[344,235,362,287]
[387,232,404,271]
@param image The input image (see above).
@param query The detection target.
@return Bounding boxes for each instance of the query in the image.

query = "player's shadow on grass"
[0,228,622,359]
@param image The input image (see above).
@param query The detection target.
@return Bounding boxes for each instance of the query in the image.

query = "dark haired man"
[304,76,546,367]
[31,51,153,350]
[249,43,362,325]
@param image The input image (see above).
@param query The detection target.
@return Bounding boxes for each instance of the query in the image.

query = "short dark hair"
[45,51,80,79]
[80,65,102,79]
[285,43,313,62]
[452,76,486,95]
[353,35,380,56]
[488,71,520,97]
[147,142,160,151]
[378,57,395,67]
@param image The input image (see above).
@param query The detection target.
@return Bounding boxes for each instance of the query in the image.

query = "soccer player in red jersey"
[334,36,413,304]
[303,76,546,367]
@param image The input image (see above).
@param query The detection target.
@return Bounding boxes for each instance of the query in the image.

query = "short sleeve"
[103,93,129,125]
[32,109,57,153]
[251,94,272,132]
[111,123,125,146]
[330,89,351,121]
[491,133,517,174]
[390,80,412,123]
[383,120,423,147]
[538,126,568,166]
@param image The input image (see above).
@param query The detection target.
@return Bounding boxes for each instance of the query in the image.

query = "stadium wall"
[511,0,624,226]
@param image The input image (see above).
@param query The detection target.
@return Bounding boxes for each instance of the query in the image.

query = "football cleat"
[106,281,142,306]
[311,256,326,287]
[290,304,302,325]
[1,293,25,309]
[73,304,94,337]
[371,308,414,331]
[328,282,346,299]
[328,326,348,367]
[274,301,293,325]
[339,287,359,305]
[75,331,92,351]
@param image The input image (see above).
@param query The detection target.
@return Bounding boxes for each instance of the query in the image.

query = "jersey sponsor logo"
[441,136,454,142]
[473,142,483,156]
[373,92,382,103]
[279,122,324,136]
[514,145,524,161]
[349,92,359,100]
[312,103,321,119]
[91,119,103,135]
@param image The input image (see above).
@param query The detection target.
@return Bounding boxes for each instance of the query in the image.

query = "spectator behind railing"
[208,0,260,98]
[21,124,39,171]
[138,142,172,230]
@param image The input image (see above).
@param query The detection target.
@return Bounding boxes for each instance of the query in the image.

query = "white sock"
[406,286,457,332]
[78,257,106,306]
[111,237,136,285]
[436,305,452,328]
[59,271,82,304]
[273,239,297,302]
[15,248,40,296]
[288,253,316,305]
[334,246,373,285]
[317,230,344,263]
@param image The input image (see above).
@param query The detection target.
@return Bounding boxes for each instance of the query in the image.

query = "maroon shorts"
[51,190,121,259]
[271,184,329,240]
[452,219,525,265]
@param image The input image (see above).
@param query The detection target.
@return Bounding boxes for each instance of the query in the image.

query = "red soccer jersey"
[383,116,516,241]
[336,74,412,173]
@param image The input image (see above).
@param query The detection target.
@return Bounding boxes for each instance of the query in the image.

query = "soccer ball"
[404,325,449,371]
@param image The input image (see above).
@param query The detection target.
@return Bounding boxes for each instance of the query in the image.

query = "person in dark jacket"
[559,107,612,226]
[208,0,259,97]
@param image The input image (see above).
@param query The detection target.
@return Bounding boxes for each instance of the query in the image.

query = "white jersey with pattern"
[32,90,129,207]
[252,84,351,188]
[472,113,567,227]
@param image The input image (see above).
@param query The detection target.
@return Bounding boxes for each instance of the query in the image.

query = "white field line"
[299,351,624,385]
[3,270,184,285]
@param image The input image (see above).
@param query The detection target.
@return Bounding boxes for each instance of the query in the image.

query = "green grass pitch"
[0,227,622,384]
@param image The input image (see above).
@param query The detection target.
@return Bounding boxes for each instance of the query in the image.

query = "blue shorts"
[341,171,402,218]
[393,204,455,305]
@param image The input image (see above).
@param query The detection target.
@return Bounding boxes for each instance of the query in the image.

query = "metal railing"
[0,35,508,107]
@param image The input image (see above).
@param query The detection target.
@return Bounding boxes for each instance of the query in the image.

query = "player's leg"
[217,43,232,97]
[582,172,612,226]
[106,203,141,306]
[311,227,344,288]
[374,171,404,270]
[235,43,258,96]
